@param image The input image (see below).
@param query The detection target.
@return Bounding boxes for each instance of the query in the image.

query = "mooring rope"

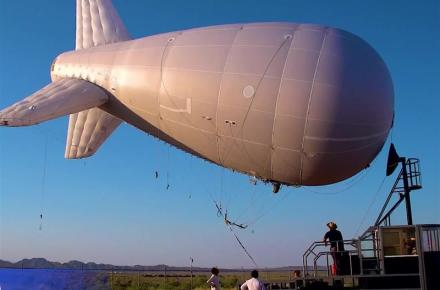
[229,226,258,268]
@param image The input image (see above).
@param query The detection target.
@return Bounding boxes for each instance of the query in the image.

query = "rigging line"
[228,221,248,229]
[39,133,49,231]
[238,187,268,227]
[14,121,65,146]
[214,199,248,230]
[202,159,222,201]
[225,211,248,229]
[224,170,236,211]
[235,183,259,222]
[353,176,388,237]
[234,37,292,174]
[40,134,48,211]
[208,191,218,213]
[158,35,173,120]
[217,126,264,215]
[305,130,393,195]
[219,123,238,169]
[229,226,258,268]
[219,167,226,208]
[166,145,170,190]
[215,201,223,217]
[219,35,290,172]
[217,142,238,212]
[159,33,191,121]
[306,138,386,155]
[239,36,291,134]
[35,124,65,145]
[0,130,5,240]
[299,29,328,185]
[215,28,242,168]
[302,169,369,196]
[159,31,212,139]
[246,189,292,228]
[206,164,224,208]
[1,117,66,145]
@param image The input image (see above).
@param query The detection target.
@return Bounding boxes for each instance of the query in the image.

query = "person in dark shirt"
[323,222,345,275]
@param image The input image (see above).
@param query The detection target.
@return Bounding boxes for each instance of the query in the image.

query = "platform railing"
[303,239,358,277]
[302,237,381,278]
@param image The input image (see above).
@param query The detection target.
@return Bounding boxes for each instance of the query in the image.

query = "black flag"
[386,143,400,176]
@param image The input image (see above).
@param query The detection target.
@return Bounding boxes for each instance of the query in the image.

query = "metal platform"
[269,156,439,290]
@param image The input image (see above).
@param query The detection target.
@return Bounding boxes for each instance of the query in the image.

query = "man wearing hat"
[323,222,345,275]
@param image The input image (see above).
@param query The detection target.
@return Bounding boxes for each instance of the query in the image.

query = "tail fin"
[76,0,130,49]
[65,109,121,159]
[0,0,131,159]
[0,79,108,127]
[65,0,132,158]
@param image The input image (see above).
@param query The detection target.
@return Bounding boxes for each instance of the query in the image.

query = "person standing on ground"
[323,221,345,275]
[207,267,221,290]
[240,270,266,290]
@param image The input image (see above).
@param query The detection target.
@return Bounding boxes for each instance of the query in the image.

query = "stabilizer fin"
[76,0,130,49]
[64,0,131,159]
[0,78,108,127]
[1,1,130,159]
[65,108,121,159]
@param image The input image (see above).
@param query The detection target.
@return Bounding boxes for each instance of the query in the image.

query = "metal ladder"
[375,158,422,226]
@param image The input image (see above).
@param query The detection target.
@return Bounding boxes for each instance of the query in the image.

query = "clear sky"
[0,0,439,268]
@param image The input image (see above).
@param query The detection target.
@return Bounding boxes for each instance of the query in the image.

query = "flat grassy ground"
[108,271,298,290]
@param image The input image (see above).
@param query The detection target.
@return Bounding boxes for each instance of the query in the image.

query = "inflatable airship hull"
[0,0,394,186]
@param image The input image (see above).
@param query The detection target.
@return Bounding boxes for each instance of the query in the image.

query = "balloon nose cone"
[298,28,394,185]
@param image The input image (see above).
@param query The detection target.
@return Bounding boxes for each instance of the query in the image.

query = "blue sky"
[0,0,439,268]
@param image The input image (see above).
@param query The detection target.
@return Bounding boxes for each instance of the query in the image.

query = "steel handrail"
[302,239,359,277]
[312,249,358,277]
